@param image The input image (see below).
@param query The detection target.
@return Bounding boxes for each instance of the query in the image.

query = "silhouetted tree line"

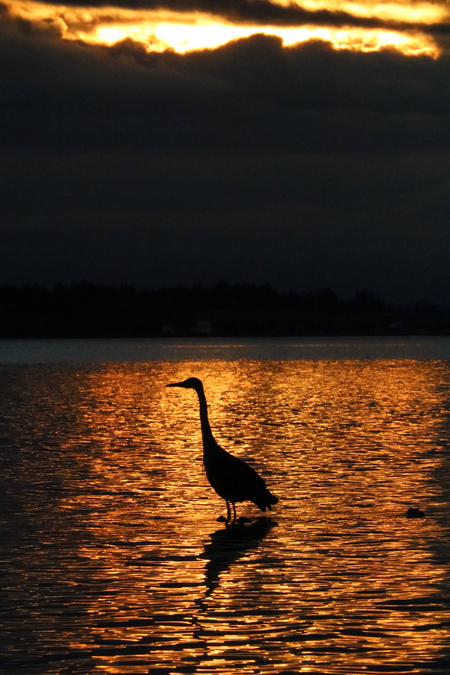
[0,281,448,338]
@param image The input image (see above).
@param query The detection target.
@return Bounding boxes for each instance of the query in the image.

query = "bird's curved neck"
[195,385,215,446]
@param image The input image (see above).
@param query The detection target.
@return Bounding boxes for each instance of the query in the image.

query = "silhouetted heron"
[167,377,278,522]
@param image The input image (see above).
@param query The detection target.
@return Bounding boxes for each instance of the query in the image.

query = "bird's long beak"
[166,381,184,387]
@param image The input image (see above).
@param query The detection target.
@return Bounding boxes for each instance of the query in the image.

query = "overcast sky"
[1,0,450,303]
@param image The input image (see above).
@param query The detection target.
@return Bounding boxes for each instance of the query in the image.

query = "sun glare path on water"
[7,0,448,57]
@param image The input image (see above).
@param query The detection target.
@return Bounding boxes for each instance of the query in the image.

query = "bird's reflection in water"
[200,517,276,599]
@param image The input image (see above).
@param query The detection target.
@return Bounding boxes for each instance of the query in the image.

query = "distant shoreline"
[1,282,449,339]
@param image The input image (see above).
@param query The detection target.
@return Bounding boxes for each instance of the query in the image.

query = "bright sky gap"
[6,0,450,56]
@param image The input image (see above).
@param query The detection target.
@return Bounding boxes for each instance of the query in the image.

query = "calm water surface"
[1,338,449,674]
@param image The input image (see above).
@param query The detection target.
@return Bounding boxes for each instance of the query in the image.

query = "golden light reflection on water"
[0,357,449,673]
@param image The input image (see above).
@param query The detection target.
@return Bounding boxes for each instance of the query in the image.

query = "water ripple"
[0,356,449,673]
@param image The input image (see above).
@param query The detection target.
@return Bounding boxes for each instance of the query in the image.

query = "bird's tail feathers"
[254,489,278,512]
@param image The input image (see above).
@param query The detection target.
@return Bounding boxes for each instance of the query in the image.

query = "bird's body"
[167,377,278,521]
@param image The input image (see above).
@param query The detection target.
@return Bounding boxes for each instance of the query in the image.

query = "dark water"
[1,338,449,674]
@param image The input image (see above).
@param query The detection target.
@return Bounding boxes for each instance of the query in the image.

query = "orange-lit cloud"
[4,0,450,56]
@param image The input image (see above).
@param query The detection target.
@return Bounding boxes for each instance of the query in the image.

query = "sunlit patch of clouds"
[286,0,447,24]
[3,0,449,56]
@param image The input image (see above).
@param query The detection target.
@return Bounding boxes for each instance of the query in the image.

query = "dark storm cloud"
[1,11,450,302]
[1,14,450,154]
[2,150,450,302]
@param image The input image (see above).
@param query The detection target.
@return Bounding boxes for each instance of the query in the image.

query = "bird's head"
[166,377,203,391]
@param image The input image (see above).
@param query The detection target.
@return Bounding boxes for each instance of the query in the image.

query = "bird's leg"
[226,500,232,522]
[232,502,237,522]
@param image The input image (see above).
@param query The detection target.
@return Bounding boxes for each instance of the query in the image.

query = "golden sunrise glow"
[6,0,449,57]
[87,21,441,57]
[291,0,447,23]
